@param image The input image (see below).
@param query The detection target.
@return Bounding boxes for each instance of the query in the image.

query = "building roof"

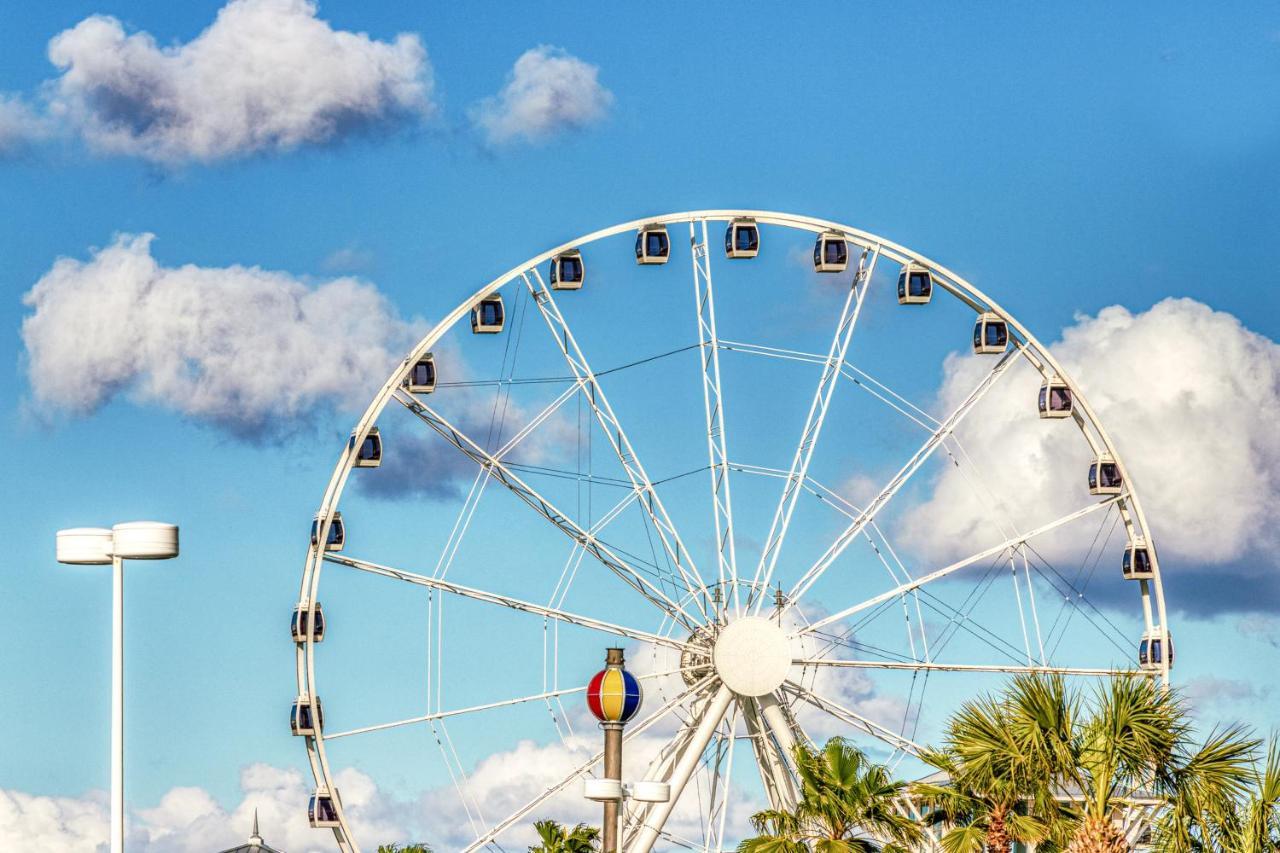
[216,810,285,853]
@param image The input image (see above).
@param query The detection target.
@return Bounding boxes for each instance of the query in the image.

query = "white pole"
[111,555,124,853]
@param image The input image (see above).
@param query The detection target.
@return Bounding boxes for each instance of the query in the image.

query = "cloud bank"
[45,0,433,163]
[472,46,612,145]
[21,233,420,438]
[901,297,1280,613]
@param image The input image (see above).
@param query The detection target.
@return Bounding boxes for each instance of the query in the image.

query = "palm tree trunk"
[986,803,1011,852]
[1066,815,1129,853]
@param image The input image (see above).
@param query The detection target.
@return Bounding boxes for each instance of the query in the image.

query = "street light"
[56,521,179,853]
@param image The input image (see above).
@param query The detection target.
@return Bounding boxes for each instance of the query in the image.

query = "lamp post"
[56,521,179,853]
[585,648,658,852]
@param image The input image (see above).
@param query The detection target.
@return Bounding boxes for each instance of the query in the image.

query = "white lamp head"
[112,522,179,560]
[56,528,114,565]
[583,779,624,802]
[629,781,671,803]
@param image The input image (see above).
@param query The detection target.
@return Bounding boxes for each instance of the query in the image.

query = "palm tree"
[739,737,923,852]
[994,673,1256,853]
[376,845,434,853]
[913,746,1049,853]
[1154,736,1276,852]
[528,819,599,852]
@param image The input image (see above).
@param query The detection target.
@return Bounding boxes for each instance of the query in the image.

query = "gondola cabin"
[1139,629,1173,672]
[291,601,325,643]
[311,512,344,552]
[1038,376,1073,419]
[635,225,670,265]
[725,219,760,259]
[973,312,1009,354]
[471,295,505,334]
[1088,452,1123,496]
[1123,538,1153,580]
[349,427,381,468]
[813,231,849,273]
[308,790,341,828]
[550,251,584,290]
[405,355,436,394]
[897,263,933,305]
[291,695,323,736]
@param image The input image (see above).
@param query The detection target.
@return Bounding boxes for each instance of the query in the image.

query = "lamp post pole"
[111,553,124,853]
[57,521,179,853]
[585,648,648,853]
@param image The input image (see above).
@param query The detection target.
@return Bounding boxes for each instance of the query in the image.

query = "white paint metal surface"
[713,616,792,697]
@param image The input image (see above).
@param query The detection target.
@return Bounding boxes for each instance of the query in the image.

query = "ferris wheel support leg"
[743,698,798,812]
[630,685,734,853]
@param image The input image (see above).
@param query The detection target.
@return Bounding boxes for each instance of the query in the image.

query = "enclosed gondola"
[308,790,341,828]
[405,355,436,394]
[1139,628,1173,671]
[291,601,325,643]
[1088,452,1123,496]
[813,231,849,273]
[1123,538,1153,580]
[550,251,584,289]
[973,312,1009,354]
[635,225,670,265]
[725,219,760,259]
[349,427,381,468]
[291,695,323,736]
[310,512,344,552]
[1038,375,1073,419]
[897,263,933,305]
[471,295,505,334]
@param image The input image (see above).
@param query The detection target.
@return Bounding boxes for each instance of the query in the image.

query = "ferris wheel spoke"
[460,676,715,853]
[396,390,702,629]
[781,680,921,757]
[748,246,880,612]
[794,658,1134,676]
[784,345,1021,609]
[742,698,798,813]
[325,666,685,741]
[795,495,1122,639]
[522,269,712,621]
[326,553,686,650]
[689,219,741,618]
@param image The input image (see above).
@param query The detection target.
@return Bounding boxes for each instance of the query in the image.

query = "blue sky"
[1,2,1278,850]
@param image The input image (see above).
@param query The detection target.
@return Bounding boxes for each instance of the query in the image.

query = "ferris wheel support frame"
[296,210,1171,852]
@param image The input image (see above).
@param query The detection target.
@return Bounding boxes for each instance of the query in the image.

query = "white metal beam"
[396,390,702,629]
[523,269,711,621]
[749,246,878,611]
[784,345,1020,609]
[796,495,1122,638]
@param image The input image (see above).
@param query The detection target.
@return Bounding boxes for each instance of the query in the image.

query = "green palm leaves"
[528,819,600,852]
[739,737,922,852]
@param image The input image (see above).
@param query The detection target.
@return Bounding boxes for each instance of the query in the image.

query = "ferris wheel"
[293,210,1171,852]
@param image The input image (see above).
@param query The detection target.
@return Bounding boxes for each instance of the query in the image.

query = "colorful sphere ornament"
[586,665,642,725]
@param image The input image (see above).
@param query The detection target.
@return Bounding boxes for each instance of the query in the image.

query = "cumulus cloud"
[901,298,1280,613]
[1182,675,1265,716]
[471,46,612,145]
[45,0,433,164]
[0,94,50,154]
[21,233,421,438]
[0,763,415,853]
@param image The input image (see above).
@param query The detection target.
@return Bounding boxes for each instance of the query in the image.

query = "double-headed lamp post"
[56,522,179,853]
[584,648,668,852]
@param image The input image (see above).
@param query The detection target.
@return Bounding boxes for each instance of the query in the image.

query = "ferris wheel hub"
[712,616,792,697]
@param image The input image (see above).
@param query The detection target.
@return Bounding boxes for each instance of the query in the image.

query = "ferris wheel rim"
[295,209,1171,852]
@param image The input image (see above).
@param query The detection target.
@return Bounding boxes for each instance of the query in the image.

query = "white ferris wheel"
[293,210,1172,852]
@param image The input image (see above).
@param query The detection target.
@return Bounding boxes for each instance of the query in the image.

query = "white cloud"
[0,94,50,154]
[0,763,415,853]
[900,298,1280,610]
[471,46,612,145]
[45,0,433,164]
[21,233,422,438]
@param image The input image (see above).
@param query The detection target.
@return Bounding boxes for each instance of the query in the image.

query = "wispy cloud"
[0,94,50,155]
[44,0,434,164]
[471,46,612,146]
